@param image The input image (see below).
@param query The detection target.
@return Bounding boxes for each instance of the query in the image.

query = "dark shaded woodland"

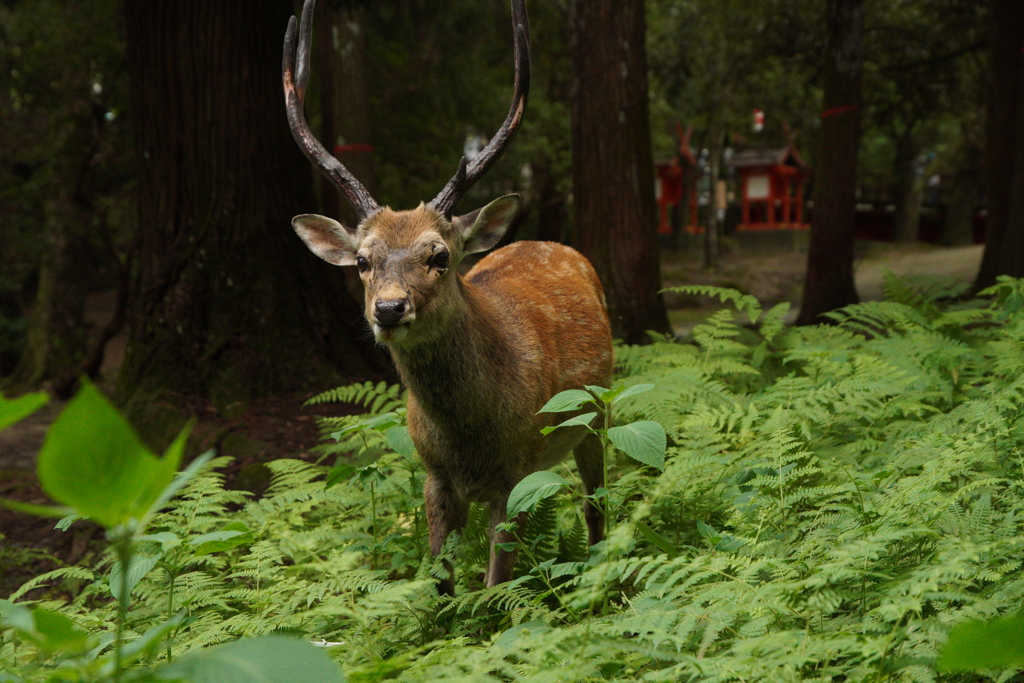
[0,0,1004,410]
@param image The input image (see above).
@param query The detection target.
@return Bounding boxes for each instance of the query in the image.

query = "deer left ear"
[292,214,359,266]
[453,194,521,254]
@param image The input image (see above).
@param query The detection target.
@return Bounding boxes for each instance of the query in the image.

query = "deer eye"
[356,255,369,272]
[431,250,449,270]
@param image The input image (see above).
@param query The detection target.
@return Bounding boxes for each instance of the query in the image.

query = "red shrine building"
[727,144,809,231]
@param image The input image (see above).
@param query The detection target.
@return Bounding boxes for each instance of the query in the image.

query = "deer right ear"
[292,214,359,266]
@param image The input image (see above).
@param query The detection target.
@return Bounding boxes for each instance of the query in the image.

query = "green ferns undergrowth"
[5,274,1024,681]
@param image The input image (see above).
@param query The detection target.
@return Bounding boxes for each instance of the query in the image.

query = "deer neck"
[388,276,514,427]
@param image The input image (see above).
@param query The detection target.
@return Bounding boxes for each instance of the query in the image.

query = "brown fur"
[294,202,612,594]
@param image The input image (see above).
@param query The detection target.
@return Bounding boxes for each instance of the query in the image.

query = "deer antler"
[283,0,380,223]
[430,0,531,218]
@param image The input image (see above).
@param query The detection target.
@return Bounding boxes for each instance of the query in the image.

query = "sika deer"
[283,0,612,594]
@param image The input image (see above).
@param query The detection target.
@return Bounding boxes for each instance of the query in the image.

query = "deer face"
[292,195,519,344]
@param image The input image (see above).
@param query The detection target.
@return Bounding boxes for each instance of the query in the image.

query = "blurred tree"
[118,0,377,408]
[797,0,865,325]
[570,0,669,344]
[859,0,987,244]
[316,0,375,227]
[975,0,1024,289]
[0,0,134,393]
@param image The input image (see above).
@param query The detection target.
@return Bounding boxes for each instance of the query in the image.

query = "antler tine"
[283,0,379,222]
[431,0,531,218]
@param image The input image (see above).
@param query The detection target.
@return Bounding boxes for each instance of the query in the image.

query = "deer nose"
[374,298,409,326]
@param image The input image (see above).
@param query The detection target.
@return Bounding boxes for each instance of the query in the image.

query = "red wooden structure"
[655,124,700,236]
[727,144,808,231]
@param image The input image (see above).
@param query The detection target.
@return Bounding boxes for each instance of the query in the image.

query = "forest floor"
[0,237,984,597]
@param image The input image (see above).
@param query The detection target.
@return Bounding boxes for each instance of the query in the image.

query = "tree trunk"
[570,0,670,344]
[891,133,921,244]
[533,155,569,244]
[975,0,1024,290]
[316,3,376,228]
[119,0,376,409]
[941,141,981,247]
[797,0,864,325]
[4,193,90,392]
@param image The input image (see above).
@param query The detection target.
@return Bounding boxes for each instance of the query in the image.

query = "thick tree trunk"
[797,0,864,325]
[316,4,376,228]
[570,0,670,344]
[5,194,90,392]
[975,0,1024,290]
[891,134,921,244]
[119,0,375,408]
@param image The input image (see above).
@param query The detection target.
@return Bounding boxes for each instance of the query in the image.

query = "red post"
[741,172,750,229]
[796,177,805,227]
[782,177,792,227]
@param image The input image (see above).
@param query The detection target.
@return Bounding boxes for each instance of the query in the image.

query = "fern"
[304,380,405,414]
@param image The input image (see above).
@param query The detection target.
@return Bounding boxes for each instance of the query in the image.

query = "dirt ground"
[0,236,985,597]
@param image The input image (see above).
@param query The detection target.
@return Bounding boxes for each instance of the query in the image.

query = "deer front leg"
[486,495,525,587]
[424,474,468,596]
[573,432,605,547]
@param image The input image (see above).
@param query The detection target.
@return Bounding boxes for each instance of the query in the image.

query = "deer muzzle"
[371,297,415,343]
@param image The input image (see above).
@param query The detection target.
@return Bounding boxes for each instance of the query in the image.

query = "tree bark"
[797,0,865,325]
[974,0,1024,290]
[316,3,376,228]
[119,0,376,408]
[570,0,670,344]
[891,132,922,244]
[5,193,90,392]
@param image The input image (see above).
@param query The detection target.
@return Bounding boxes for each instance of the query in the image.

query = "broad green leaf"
[326,464,357,489]
[55,514,85,530]
[634,520,677,557]
[495,620,554,649]
[190,523,254,556]
[607,420,666,471]
[3,607,92,653]
[507,471,570,518]
[939,614,1024,671]
[612,383,655,405]
[0,391,48,432]
[0,498,74,518]
[37,380,185,529]
[157,635,346,683]
[540,412,597,436]
[537,390,595,414]
[97,615,185,678]
[584,385,615,402]
[147,447,213,518]
[333,412,400,440]
[138,531,182,550]
[109,554,162,605]
[385,425,417,458]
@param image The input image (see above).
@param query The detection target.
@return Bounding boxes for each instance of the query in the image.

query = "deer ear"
[292,214,359,266]
[453,195,520,254]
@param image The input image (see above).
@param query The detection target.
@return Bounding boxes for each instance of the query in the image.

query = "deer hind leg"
[573,432,605,547]
[486,496,526,587]
[424,474,468,596]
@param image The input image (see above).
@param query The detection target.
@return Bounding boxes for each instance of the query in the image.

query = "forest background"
[3,0,1024,680]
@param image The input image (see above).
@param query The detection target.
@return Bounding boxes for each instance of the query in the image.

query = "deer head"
[283,0,530,345]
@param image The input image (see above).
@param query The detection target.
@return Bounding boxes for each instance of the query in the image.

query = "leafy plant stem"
[165,565,177,661]
[601,401,611,540]
[113,534,132,683]
[513,527,578,621]
[370,479,378,570]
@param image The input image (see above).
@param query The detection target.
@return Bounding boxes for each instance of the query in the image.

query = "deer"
[283,0,612,595]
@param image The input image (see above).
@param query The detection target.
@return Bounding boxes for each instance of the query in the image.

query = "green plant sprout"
[506,383,667,542]
[0,380,345,683]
